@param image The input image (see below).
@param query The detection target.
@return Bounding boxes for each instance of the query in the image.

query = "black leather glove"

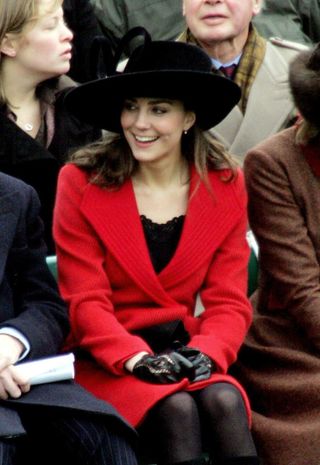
[132,352,195,384]
[173,344,215,382]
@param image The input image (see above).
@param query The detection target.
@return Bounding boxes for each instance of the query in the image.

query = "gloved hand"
[173,343,215,382]
[132,352,195,384]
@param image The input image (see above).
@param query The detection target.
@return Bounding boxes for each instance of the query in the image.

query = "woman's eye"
[152,106,167,115]
[123,102,137,111]
[42,20,57,29]
[43,17,66,30]
[44,23,56,29]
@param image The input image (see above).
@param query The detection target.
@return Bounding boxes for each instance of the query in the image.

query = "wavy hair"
[70,123,237,189]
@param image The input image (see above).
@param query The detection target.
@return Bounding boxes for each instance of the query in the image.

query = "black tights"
[139,383,257,465]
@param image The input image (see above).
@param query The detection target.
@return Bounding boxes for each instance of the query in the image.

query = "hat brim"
[64,70,241,132]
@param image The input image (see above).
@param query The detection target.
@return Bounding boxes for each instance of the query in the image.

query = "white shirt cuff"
[0,327,30,361]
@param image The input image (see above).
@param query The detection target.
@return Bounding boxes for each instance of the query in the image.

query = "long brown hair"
[70,123,237,189]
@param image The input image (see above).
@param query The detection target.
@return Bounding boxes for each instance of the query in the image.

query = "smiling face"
[183,0,262,47]
[120,97,195,165]
[1,0,73,81]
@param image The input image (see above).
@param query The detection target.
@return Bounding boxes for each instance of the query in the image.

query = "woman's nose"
[133,110,151,129]
[61,22,74,42]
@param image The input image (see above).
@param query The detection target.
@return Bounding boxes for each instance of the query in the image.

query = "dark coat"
[233,126,320,465]
[0,172,135,441]
[0,90,101,254]
[254,0,320,45]
[90,0,185,53]
[63,0,102,82]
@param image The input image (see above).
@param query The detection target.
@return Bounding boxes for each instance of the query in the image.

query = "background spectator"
[253,0,320,46]
[89,0,185,52]
[179,0,307,161]
[64,0,103,82]
[0,0,101,253]
[233,43,320,465]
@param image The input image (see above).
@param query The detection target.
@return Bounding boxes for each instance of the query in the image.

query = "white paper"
[14,353,75,386]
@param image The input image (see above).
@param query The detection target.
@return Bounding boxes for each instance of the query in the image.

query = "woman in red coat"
[53,30,258,465]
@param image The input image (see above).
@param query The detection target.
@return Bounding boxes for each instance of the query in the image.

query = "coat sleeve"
[53,165,152,376]
[189,171,253,373]
[89,0,125,48]
[244,144,320,351]
[253,0,313,45]
[2,183,69,359]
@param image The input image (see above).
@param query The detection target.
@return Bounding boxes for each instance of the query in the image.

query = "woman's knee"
[155,392,199,424]
[199,383,246,419]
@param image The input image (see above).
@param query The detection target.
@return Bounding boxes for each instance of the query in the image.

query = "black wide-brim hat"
[65,30,241,132]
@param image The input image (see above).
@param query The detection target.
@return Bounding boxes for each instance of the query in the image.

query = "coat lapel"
[81,167,242,304]
[81,178,178,306]
[210,105,243,153]
[211,42,296,160]
[160,167,243,286]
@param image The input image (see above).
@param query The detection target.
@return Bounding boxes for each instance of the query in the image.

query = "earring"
[184,130,188,135]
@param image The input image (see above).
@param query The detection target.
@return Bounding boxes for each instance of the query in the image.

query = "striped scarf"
[234,26,266,113]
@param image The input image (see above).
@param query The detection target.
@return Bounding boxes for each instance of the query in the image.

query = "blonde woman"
[0,0,101,253]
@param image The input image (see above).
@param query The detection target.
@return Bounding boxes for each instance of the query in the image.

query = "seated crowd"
[0,1,319,465]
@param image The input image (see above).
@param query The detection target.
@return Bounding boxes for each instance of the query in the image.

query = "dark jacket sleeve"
[1,181,69,359]
[244,142,320,350]
[253,0,307,43]
[254,0,320,45]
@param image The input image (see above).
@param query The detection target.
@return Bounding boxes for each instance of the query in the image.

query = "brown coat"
[233,126,320,465]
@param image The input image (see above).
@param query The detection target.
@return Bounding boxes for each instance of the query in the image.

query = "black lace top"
[141,215,185,274]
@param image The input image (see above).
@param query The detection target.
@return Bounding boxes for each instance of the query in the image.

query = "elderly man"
[179,0,308,160]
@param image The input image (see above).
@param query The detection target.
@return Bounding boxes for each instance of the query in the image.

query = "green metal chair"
[246,230,259,297]
[46,236,259,296]
[46,254,58,281]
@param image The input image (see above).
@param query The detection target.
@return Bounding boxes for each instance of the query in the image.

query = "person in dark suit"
[0,0,101,254]
[0,171,137,465]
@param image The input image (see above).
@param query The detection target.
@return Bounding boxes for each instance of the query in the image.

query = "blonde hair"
[0,0,61,105]
[70,125,237,189]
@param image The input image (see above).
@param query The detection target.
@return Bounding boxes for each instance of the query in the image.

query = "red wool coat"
[53,163,252,427]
